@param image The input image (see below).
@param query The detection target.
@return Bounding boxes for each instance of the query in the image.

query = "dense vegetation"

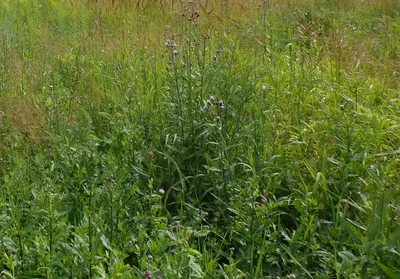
[0,0,399,278]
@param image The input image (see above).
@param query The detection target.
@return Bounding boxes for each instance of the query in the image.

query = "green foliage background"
[0,0,399,278]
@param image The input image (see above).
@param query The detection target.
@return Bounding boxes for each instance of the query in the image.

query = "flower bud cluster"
[165,39,178,55]
[204,95,225,121]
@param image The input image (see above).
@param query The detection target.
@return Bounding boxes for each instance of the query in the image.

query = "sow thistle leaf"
[281,230,291,242]
[227,207,238,215]
[340,94,355,103]
[202,165,221,172]
[56,206,72,216]
[346,218,367,232]
[327,157,341,166]
[61,242,82,258]
[188,254,204,278]
[338,250,356,261]
[187,247,201,256]
[193,230,210,237]
[166,230,177,241]
[376,262,400,279]
[280,244,313,278]
[345,220,363,242]
[371,149,400,157]
[100,234,111,250]
[1,270,14,279]
[389,248,400,257]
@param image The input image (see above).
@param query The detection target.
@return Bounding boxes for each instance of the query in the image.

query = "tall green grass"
[0,0,399,278]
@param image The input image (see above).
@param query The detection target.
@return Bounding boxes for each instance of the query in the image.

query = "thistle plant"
[203,95,225,122]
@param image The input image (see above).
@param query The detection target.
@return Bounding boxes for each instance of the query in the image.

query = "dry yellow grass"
[1,0,399,147]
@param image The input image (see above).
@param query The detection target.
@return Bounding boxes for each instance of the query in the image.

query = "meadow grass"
[0,0,399,278]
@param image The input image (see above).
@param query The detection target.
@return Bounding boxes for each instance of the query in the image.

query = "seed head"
[148,151,155,160]
[143,269,152,279]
